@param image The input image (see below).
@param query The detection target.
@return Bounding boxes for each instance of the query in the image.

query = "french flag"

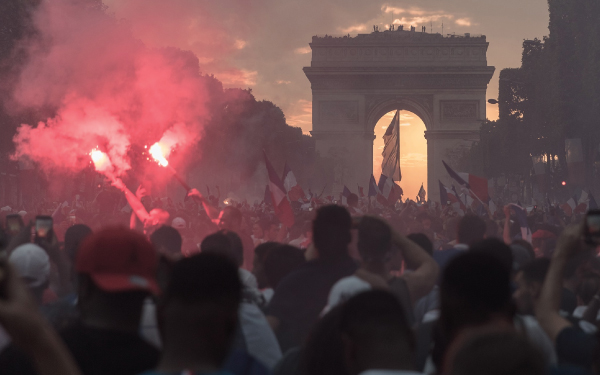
[442,160,489,203]
[368,174,379,197]
[264,151,295,227]
[508,203,532,242]
[439,180,460,207]
[282,162,306,202]
[377,174,401,207]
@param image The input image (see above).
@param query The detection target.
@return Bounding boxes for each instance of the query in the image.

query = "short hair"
[150,225,182,255]
[263,245,306,288]
[201,230,244,267]
[469,238,513,272]
[64,224,92,263]
[519,258,550,285]
[221,206,243,225]
[407,233,433,256]
[164,252,241,308]
[254,241,280,263]
[440,252,512,338]
[163,253,241,366]
[347,193,359,206]
[312,205,352,260]
[357,216,392,262]
[450,332,545,375]
[340,290,415,356]
[457,215,486,245]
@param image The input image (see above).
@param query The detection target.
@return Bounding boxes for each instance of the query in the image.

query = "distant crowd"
[0,182,598,375]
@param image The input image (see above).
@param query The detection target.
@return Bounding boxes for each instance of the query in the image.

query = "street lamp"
[488,99,499,105]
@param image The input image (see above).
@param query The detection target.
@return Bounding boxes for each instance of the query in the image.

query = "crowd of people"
[0,181,599,375]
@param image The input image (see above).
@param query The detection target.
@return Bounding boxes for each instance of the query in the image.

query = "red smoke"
[10,0,217,179]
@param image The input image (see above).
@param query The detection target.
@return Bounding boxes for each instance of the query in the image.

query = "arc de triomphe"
[303,28,495,201]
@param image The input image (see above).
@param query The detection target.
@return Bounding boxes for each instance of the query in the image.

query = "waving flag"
[381,111,402,181]
[282,162,306,202]
[590,194,599,210]
[377,174,402,206]
[439,181,460,207]
[357,185,365,198]
[574,190,589,214]
[508,203,532,243]
[368,174,379,197]
[442,160,489,203]
[264,152,295,227]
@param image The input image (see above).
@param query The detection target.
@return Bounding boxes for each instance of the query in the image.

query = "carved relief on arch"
[365,95,434,130]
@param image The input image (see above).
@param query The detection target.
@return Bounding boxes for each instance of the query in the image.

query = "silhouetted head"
[160,253,241,368]
[457,215,486,245]
[150,225,182,256]
[312,205,352,261]
[357,216,392,263]
[201,230,244,267]
[340,290,416,375]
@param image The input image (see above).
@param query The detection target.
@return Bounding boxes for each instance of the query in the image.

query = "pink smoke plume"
[9,0,218,179]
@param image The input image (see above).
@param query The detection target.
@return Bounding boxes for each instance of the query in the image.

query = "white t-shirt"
[325,275,372,314]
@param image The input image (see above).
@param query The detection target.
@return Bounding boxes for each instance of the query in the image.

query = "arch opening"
[373,110,428,201]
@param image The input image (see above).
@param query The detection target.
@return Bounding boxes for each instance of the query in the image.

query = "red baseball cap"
[76,227,160,295]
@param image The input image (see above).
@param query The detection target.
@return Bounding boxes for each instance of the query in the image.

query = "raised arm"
[0,262,81,375]
[188,188,220,222]
[392,228,439,304]
[112,180,150,224]
[536,224,582,342]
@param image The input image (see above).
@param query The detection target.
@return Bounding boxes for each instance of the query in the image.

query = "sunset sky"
[103,0,550,198]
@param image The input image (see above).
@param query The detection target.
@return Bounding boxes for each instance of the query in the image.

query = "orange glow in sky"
[373,110,427,201]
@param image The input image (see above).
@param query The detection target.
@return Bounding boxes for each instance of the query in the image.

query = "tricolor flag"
[574,190,589,214]
[377,174,402,207]
[264,152,295,227]
[590,194,599,210]
[508,203,532,243]
[442,160,489,203]
[368,175,379,197]
[439,181,460,207]
[342,185,352,198]
[561,196,577,217]
[381,111,402,181]
[357,185,365,198]
[282,162,306,202]
[263,185,272,206]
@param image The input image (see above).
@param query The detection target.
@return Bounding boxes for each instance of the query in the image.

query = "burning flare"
[90,148,113,173]
[149,142,169,167]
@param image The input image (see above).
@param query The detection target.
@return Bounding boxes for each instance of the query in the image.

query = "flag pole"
[396,110,401,181]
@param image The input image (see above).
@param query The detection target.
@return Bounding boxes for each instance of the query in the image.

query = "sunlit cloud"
[234,39,246,49]
[287,99,312,134]
[400,122,411,127]
[217,69,257,87]
[400,153,427,167]
[339,24,368,33]
[294,46,311,54]
[276,80,291,85]
[455,18,472,26]
[380,4,475,30]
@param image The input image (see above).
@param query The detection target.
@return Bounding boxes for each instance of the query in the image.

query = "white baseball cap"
[171,217,187,229]
[9,244,50,288]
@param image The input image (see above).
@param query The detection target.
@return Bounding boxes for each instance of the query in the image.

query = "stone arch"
[303,29,494,201]
[366,97,433,132]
